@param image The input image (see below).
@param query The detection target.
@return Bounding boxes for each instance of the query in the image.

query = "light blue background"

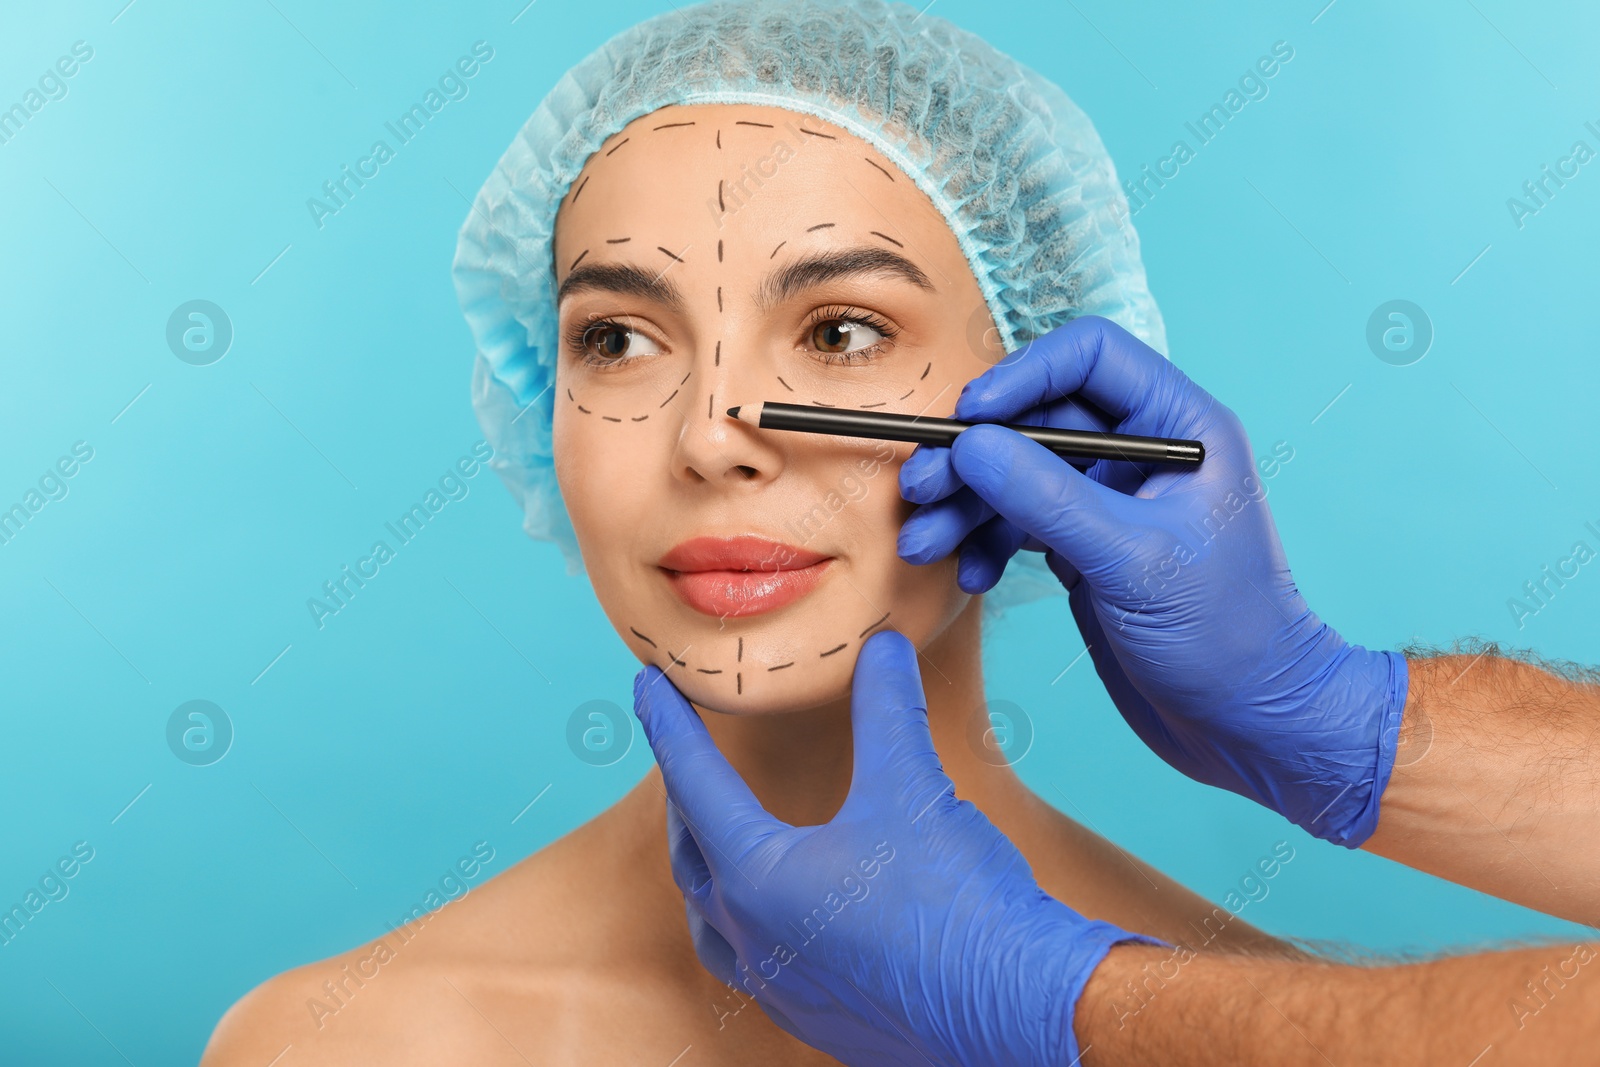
[3,0,1596,1061]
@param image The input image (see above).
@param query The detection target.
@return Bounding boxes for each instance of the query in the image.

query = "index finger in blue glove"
[954,316,1194,433]
[842,631,955,822]
[633,666,783,877]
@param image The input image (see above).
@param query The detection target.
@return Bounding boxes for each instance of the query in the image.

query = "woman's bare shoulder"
[202,788,686,1065]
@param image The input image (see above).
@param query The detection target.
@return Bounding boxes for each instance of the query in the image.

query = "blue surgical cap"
[453,0,1166,613]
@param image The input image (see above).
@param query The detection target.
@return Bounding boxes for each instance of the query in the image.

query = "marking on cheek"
[605,137,630,156]
[630,627,657,648]
[799,127,837,139]
[718,180,725,212]
[708,393,713,420]
[717,286,722,312]
[805,222,836,232]
[666,650,687,668]
[566,388,574,401]
[737,637,743,662]
[920,362,932,380]
[602,415,621,422]
[569,249,590,270]
[717,239,723,262]
[657,246,685,263]
[737,672,743,694]
[658,389,679,407]
[571,175,590,202]
[858,401,887,409]
[716,129,722,149]
[680,369,692,385]
[819,643,848,658]
[696,667,722,674]
[631,415,649,422]
[869,230,904,248]
[810,400,837,407]
[897,387,916,400]
[776,376,794,392]
[715,340,721,367]
[767,662,794,672]
[858,611,891,639]
[577,405,592,414]
[770,240,786,259]
[654,121,696,130]
[865,158,895,182]
[606,237,632,244]
[735,120,774,128]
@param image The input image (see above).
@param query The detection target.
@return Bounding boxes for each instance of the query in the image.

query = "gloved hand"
[897,316,1408,847]
[632,631,1156,1067]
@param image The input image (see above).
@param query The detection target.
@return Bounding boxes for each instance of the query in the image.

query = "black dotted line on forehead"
[605,137,630,156]
[865,159,894,182]
[869,231,904,248]
[800,128,837,140]
[607,237,631,244]
[734,120,774,128]
[569,248,589,270]
[806,222,835,232]
[654,121,696,130]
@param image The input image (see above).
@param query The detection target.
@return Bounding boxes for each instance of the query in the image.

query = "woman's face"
[552,103,1004,715]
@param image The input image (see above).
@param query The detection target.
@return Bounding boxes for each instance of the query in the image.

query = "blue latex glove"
[897,317,1409,847]
[632,631,1156,1067]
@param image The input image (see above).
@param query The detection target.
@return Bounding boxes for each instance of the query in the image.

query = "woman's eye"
[810,318,886,355]
[579,323,661,362]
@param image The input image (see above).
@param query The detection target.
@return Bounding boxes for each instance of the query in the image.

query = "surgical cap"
[453,0,1166,614]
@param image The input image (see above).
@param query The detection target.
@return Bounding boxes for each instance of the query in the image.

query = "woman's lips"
[659,536,833,618]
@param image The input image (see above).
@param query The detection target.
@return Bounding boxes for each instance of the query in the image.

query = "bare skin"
[202,104,1283,1065]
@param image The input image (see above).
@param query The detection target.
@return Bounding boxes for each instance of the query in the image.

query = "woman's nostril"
[735,465,758,479]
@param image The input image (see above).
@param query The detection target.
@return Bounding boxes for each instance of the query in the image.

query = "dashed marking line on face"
[819,643,848,657]
[811,400,837,407]
[571,175,590,202]
[858,611,891,639]
[869,230,904,248]
[605,137,631,156]
[570,249,590,270]
[737,672,743,694]
[717,286,722,312]
[715,340,721,367]
[865,158,895,182]
[631,415,649,422]
[767,662,794,671]
[805,222,836,232]
[735,120,774,128]
[658,246,685,263]
[708,393,713,420]
[737,637,743,662]
[920,362,932,380]
[680,369,692,384]
[770,240,787,259]
[658,389,680,407]
[667,650,688,667]
[577,404,592,414]
[602,415,621,422]
[897,387,916,400]
[567,388,575,401]
[717,239,723,262]
[776,376,794,392]
[696,667,723,675]
[799,127,837,139]
[606,237,632,244]
[654,121,696,130]
[716,129,722,149]
[858,401,887,409]
[718,180,725,212]
[630,627,657,648]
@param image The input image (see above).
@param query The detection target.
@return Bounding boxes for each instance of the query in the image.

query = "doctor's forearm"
[1362,651,1600,922]
[1075,940,1600,1066]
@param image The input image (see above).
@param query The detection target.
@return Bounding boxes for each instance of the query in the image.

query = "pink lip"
[659,536,833,618]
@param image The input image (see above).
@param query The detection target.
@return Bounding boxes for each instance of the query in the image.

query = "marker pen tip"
[726,406,742,419]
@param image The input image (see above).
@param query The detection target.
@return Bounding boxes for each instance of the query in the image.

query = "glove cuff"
[1048,917,1168,1067]
[1303,647,1410,848]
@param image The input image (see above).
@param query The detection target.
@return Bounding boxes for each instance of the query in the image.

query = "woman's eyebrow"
[757,247,935,310]
[556,262,686,310]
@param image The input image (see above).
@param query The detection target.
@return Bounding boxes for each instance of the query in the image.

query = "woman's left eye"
[810,318,888,357]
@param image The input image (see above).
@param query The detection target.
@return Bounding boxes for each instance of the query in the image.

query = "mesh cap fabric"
[452,0,1166,612]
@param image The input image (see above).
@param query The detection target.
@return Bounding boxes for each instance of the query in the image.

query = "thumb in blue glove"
[633,630,1157,1067]
[897,316,1408,847]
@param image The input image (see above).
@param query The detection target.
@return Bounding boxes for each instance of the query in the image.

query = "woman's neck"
[693,600,1030,827]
